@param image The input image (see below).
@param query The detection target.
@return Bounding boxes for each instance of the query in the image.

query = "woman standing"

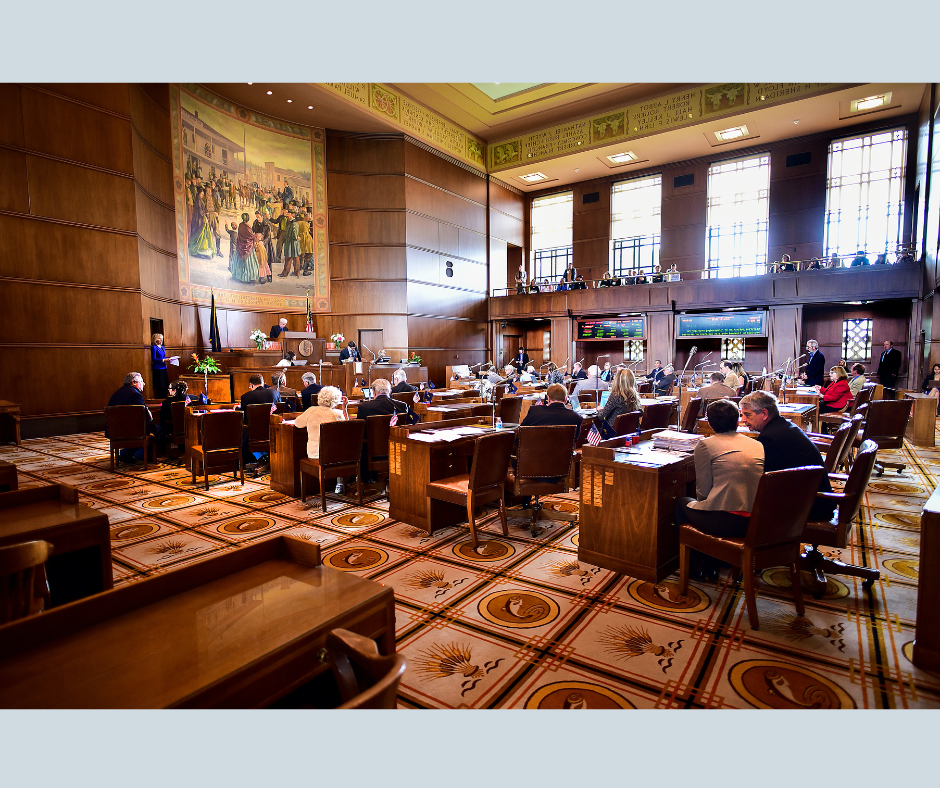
[231,213,260,284]
[595,368,641,435]
[818,366,852,413]
[151,333,169,398]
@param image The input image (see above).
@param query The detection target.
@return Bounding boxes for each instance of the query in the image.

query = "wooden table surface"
[914,484,940,672]
[904,393,936,448]
[0,400,22,446]
[0,536,395,708]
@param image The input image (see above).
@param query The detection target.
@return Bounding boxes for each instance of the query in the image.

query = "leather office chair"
[325,629,407,710]
[855,399,912,475]
[565,380,578,395]
[190,411,245,490]
[820,384,874,431]
[578,391,599,407]
[801,439,880,596]
[0,539,53,624]
[426,431,515,546]
[245,403,273,461]
[640,401,673,430]
[498,396,523,425]
[471,403,495,421]
[808,414,863,476]
[105,405,155,471]
[506,425,578,535]
[678,465,825,630]
[613,411,642,436]
[390,392,416,406]
[169,400,187,455]
[300,419,366,511]
[492,384,509,406]
[637,380,653,395]
[679,397,702,433]
[365,414,393,497]
[881,387,898,400]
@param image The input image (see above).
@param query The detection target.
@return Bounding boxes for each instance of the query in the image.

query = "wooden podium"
[276,332,325,365]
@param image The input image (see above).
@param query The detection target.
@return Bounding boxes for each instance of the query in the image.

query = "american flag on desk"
[389,411,398,427]
[413,391,421,404]
[270,402,277,415]
[587,424,602,447]
[185,396,191,405]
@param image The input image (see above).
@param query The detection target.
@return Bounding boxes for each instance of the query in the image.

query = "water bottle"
[495,417,503,430]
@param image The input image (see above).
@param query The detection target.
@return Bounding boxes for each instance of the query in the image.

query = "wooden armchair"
[325,629,407,709]
[678,465,825,630]
[578,391,599,407]
[365,414,393,497]
[856,399,912,475]
[640,401,673,430]
[498,396,523,425]
[679,397,702,433]
[105,405,155,470]
[506,425,578,536]
[637,380,653,395]
[190,411,245,490]
[169,400,187,455]
[245,403,273,459]
[801,440,880,596]
[0,539,53,624]
[471,403,495,421]
[426,431,515,546]
[613,410,642,436]
[300,419,366,511]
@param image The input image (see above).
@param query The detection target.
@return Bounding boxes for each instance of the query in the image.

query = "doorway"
[502,335,522,370]
[358,329,385,360]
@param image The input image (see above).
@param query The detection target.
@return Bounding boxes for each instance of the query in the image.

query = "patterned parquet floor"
[3,429,939,709]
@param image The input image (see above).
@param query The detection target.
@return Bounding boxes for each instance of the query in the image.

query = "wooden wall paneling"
[330,280,408,316]
[489,180,525,220]
[130,135,175,208]
[20,87,134,175]
[0,84,25,147]
[0,214,140,288]
[436,222,460,258]
[328,209,405,246]
[660,162,709,201]
[405,178,486,234]
[328,245,407,280]
[403,212,439,251]
[327,173,405,210]
[768,172,828,213]
[928,94,940,288]
[660,190,707,229]
[407,316,487,350]
[767,209,825,256]
[0,281,141,346]
[551,317,571,368]
[325,315,409,351]
[141,296,182,348]
[913,86,933,286]
[418,349,487,387]
[133,187,177,254]
[32,84,130,116]
[669,276,773,307]
[128,85,172,159]
[773,276,799,300]
[573,238,610,282]
[647,311,675,372]
[567,285,651,314]
[0,149,29,213]
[404,142,488,204]
[407,282,487,322]
[796,265,919,302]
[573,179,611,214]
[573,208,611,244]
[661,223,707,266]
[326,134,404,174]
[26,156,137,231]
[489,238,508,292]
[489,208,524,246]
[457,228,487,263]
[405,247,444,287]
[137,241,179,301]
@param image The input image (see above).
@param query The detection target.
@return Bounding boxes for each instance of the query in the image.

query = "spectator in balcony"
[561,262,577,290]
[851,251,870,267]
[514,264,528,294]
[635,269,648,285]
[667,264,679,279]
[828,252,842,268]
[599,271,616,288]
[896,250,915,265]
[528,281,540,293]
[572,275,588,290]
[807,258,822,270]
[651,264,664,283]
[873,254,888,266]
[778,254,795,272]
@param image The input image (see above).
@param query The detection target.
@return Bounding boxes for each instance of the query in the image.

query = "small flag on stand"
[389,411,398,427]
[508,381,517,395]
[587,424,602,447]
[413,392,421,404]
[208,289,221,353]
[270,402,277,415]
[185,396,191,405]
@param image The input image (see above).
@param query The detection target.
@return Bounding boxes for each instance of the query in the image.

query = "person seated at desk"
[391,368,416,393]
[653,364,677,395]
[276,351,297,367]
[159,380,188,435]
[519,365,537,383]
[594,368,640,434]
[599,362,613,382]
[484,366,506,386]
[106,372,161,462]
[740,391,835,521]
[645,359,665,384]
[300,372,322,410]
[848,363,867,397]
[571,362,588,381]
[572,365,609,398]
[271,372,298,410]
[520,382,583,441]
[512,346,530,374]
[720,360,740,390]
[698,371,736,402]
[295,385,347,460]
[356,378,418,484]
[674,399,764,580]
[240,373,280,412]
[270,318,288,339]
[339,341,361,362]
[817,366,852,414]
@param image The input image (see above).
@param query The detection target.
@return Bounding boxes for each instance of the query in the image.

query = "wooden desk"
[904,393,936,448]
[429,389,481,403]
[0,485,112,606]
[423,403,485,422]
[178,374,233,404]
[0,400,22,446]
[914,485,940,672]
[578,441,695,582]
[696,406,814,437]
[0,537,396,708]
[0,460,19,492]
[784,388,822,431]
[269,415,307,497]
[388,418,503,531]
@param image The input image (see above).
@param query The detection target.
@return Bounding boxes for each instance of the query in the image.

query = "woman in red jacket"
[817,365,853,413]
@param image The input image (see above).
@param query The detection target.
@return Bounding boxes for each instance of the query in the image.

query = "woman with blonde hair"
[818,365,852,413]
[595,367,641,435]
[150,332,169,398]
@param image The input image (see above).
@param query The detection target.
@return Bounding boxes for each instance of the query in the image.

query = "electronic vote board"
[577,317,645,340]
[676,311,767,338]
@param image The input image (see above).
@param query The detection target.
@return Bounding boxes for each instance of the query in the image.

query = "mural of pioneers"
[170,85,330,312]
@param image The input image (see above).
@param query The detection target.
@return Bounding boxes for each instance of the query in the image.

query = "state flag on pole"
[587,424,602,446]
[389,411,398,427]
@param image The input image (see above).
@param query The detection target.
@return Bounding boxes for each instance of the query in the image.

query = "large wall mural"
[170,84,329,312]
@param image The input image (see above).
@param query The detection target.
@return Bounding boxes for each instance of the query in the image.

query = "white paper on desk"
[355,362,363,374]
[434,429,470,442]
[409,432,444,442]
[167,356,180,366]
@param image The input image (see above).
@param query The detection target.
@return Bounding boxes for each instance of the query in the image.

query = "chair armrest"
[817,491,845,501]
[827,472,849,482]
[806,432,832,442]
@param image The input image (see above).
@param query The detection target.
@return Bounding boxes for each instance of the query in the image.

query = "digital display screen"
[676,311,766,338]
[577,317,645,340]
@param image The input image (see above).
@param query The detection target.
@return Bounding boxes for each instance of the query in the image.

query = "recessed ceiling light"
[287,99,292,103]
[607,151,638,164]
[851,93,891,112]
[266,91,272,95]
[714,125,748,141]
[793,119,800,125]
[519,172,547,183]
[308,105,313,109]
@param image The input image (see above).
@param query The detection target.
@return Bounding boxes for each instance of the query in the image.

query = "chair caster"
[862,577,876,590]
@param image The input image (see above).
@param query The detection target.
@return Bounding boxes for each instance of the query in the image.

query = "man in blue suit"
[800,339,826,387]
[106,372,159,462]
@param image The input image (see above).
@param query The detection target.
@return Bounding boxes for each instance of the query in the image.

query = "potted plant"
[189,353,221,393]
[329,332,345,351]
[408,352,422,365]
[249,329,267,349]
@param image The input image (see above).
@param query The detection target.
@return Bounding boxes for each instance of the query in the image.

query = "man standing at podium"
[340,341,362,362]
[270,318,288,339]
[800,339,825,387]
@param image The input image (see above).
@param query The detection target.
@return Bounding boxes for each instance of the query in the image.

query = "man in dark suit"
[300,372,322,410]
[339,341,361,362]
[356,379,417,481]
[800,340,826,387]
[513,346,530,374]
[391,369,416,393]
[106,372,159,461]
[239,374,280,464]
[740,391,835,521]
[876,340,902,388]
[571,362,588,380]
[520,383,583,442]
[645,360,665,384]
[270,318,288,339]
[158,380,189,442]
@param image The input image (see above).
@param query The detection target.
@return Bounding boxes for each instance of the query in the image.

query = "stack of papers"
[653,429,702,453]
